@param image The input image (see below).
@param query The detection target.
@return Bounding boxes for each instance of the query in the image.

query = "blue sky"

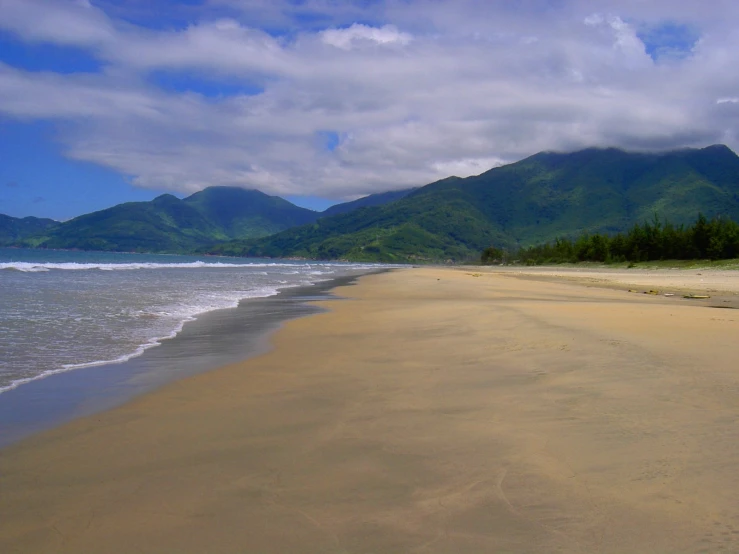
[1,0,737,220]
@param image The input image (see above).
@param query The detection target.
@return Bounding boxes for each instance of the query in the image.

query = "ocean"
[0,248,384,395]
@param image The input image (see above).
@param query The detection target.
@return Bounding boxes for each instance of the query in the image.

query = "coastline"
[2,266,739,553]
[0,272,377,449]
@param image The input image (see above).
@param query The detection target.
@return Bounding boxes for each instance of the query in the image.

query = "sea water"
[0,248,383,394]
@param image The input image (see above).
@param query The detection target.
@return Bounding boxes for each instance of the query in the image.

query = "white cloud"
[608,16,650,63]
[1,0,739,199]
[107,20,293,76]
[320,24,412,50]
[0,0,115,46]
[432,158,507,178]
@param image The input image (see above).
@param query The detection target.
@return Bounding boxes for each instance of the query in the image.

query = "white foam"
[0,261,392,272]
[0,284,288,394]
[0,260,393,394]
[1,261,243,272]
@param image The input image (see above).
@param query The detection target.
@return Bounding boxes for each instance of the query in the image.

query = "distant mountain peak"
[0,213,60,246]
[188,186,266,196]
[699,143,736,156]
[152,193,181,203]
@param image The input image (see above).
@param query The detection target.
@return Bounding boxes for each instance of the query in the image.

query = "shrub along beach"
[497,214,739,265]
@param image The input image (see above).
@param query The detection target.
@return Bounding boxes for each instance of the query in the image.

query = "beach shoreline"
[0,271,380,449]
[2,266,739,553]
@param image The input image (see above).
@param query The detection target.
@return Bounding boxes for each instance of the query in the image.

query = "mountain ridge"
[321,188,417,218]
[4,185,410,253]
[0,214,59,247]
[6,145,739,260]
[10,188,322,253]
[206,145,739,262]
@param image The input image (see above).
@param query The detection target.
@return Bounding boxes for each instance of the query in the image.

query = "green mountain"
[183,187,319,237]
[207,145,739,262]
[321,188,417,217]
[23,188,320,253]
[0,214,59,246]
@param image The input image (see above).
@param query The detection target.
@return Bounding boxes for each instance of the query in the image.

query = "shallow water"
[0,248,384,393]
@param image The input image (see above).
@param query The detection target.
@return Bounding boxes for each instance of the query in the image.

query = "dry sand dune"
[2,267,739,553]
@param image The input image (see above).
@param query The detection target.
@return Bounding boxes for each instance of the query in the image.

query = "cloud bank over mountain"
[1,0,738,199]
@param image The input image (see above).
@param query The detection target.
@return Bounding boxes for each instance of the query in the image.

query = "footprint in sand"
[696,520,739,552]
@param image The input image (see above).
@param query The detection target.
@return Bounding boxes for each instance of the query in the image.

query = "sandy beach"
[478,265,739,298]
[2,266,739,553]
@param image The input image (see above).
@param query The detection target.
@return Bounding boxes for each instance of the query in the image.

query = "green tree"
[481,246,505,264]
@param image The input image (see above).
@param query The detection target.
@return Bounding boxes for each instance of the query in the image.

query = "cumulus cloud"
[432,158,506,178]
[1,0,739,199]
[0,0,115,46]
[320,24,412,50]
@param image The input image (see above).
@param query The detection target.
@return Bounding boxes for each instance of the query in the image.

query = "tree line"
[481,214,739,265]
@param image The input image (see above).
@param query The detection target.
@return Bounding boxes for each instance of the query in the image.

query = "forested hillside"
[207,145,739,262]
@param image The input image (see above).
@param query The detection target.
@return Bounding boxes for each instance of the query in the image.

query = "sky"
[2,0,739,220]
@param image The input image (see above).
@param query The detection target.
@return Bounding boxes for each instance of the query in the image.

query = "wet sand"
[0,275,360,449]
[2,267,739,553]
